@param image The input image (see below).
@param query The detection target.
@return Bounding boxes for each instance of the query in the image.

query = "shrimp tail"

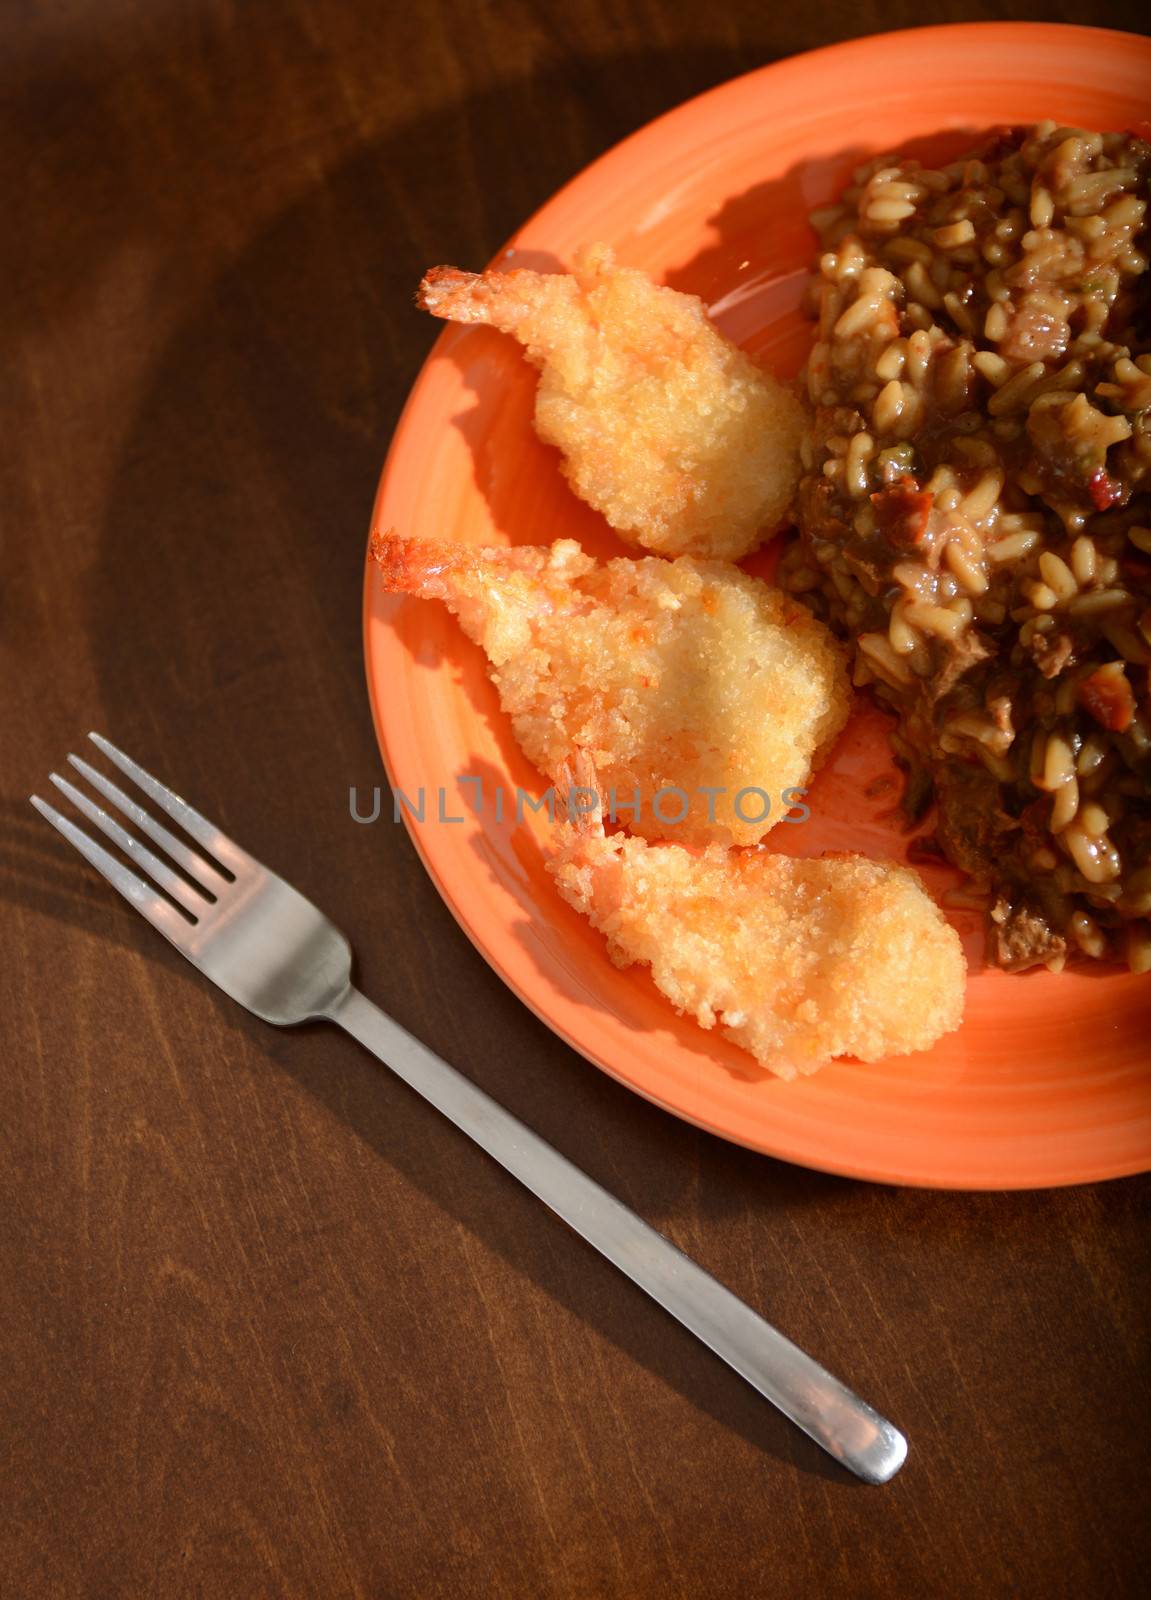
[417,262,578,352]
[369,529,471,601]
[555,750,606,837]
[417,266,492,324]
[417,264,552,330]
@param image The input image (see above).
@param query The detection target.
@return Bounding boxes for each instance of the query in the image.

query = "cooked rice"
[779,122,1151,970]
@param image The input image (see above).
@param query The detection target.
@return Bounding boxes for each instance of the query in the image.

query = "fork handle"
[327,985,907,1484]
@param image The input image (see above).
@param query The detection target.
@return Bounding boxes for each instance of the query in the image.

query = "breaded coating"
[418,245,807,562]
[549,768,966,1077]
[374,532,850,847]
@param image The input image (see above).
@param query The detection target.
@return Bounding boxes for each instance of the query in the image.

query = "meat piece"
[931,629,994,703]
[933,759,1017,881]
[998,287,1072,365]
[870,476,934,551]
[989,897,1068,972]
[1031,630,1075,680]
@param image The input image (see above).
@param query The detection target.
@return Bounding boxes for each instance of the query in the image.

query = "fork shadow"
[0,796,168,954]
[266,984,867,1488]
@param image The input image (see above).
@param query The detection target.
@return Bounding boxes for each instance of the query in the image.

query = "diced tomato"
[1078,665,1136,733]
[1088,467,1122,512]
[870,475,933,549]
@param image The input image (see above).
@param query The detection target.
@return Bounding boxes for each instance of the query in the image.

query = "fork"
[32,732,907,1484]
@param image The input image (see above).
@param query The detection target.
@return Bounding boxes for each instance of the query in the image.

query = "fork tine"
[30,796,194,944]
[50,773,210,917]
[87,733,249,872]
[67,755,230,893]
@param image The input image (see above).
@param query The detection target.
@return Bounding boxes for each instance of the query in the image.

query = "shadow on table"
[269,1010,868,1488]
[0,794,159,953]
[35,38,945,1487]
[13,742,866,1486]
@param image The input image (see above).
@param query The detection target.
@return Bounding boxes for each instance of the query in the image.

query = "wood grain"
[2,2,1149,1595]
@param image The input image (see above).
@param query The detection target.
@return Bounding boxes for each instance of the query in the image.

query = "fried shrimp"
[417,245,806,561]
[549,757,966,1078]
[373,532,850,847]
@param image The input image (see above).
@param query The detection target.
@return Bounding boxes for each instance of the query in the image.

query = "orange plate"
[366,24,1151,1189]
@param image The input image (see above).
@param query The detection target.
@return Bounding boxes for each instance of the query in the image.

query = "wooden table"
[3,3,1149,1594]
